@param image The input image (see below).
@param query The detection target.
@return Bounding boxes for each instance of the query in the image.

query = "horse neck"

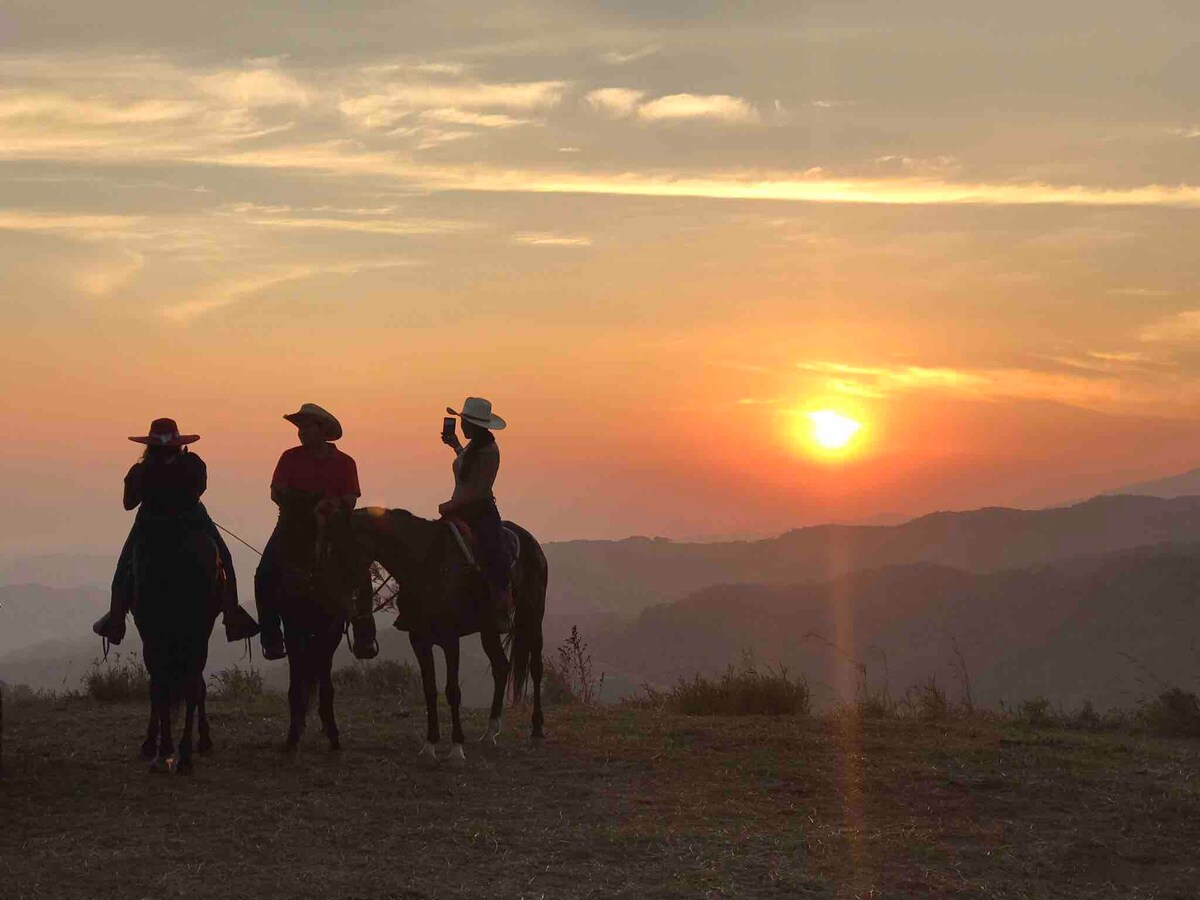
[371,510,438,573]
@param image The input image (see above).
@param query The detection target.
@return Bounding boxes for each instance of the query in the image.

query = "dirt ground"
[2,693,1198,899]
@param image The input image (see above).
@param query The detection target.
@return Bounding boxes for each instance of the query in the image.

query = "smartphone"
[442,416,457,441]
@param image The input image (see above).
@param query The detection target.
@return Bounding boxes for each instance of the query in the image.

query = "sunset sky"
[3,1,1200,554]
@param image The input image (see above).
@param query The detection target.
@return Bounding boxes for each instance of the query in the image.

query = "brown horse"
[348,507,548,764]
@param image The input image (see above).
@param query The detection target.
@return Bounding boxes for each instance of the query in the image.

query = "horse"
[347,507,548,764]
[131,518,222,773]
[271,491,358,751]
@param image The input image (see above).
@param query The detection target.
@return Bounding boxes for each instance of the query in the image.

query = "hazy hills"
[543,495,1200,616]
[583,542,1200,708]
[4,492,1200,706]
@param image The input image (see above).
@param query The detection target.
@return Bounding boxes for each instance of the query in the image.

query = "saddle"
[443,518,519,572]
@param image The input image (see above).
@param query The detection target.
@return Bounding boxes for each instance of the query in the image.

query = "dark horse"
[273,491,356,751]
[349,507,548,764]
[132,518,221,773]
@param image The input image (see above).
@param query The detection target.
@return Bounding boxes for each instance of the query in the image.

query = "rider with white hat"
[440,397,513,632]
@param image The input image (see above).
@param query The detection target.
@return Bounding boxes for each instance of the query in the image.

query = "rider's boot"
[490,585,514,634]
[93,583,131,644]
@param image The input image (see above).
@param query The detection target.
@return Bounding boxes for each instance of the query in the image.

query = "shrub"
[209,664,264,700]
[332,659,420,699]
[1012,696,1053,728]
[545,626,605,706]
[1137,688,1200,738]
[83,653,150,702]
[910,676,949,721]
[647,663,810,717]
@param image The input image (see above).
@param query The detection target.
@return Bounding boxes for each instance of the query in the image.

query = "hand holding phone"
[441,416,458,445]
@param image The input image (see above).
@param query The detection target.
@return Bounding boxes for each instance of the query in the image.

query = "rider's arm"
[123,463,143,511]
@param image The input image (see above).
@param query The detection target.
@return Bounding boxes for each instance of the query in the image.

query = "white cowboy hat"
[283,403,343,441]
[446,397,506,430]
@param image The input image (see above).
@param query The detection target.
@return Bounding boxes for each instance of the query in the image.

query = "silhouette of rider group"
[94,397,516,657]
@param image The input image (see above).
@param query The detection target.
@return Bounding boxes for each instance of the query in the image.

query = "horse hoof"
[197,737,213,755]
[140,741,157,760]
[148,756,169,773]
[176,760,194,776]
[328,737,341,752]
[417,742,439,766]
[447,744,466,767]
[530,732,545,746]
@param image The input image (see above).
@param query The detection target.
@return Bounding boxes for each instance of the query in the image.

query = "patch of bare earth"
[2,696,1198,898]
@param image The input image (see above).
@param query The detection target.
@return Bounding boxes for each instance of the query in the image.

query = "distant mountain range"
[5,489,1200,707]
[1104,467,1200,499]
[543,495,1200,616]
[584,542,1200,709]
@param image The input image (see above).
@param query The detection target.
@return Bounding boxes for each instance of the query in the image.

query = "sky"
[2,1,1200,553]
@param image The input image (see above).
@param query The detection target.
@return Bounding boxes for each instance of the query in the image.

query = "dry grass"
[2,693,1199,898]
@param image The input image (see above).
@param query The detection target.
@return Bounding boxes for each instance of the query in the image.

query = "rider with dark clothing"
[255,403,377,661]
[93,418,258,645]
[440,397,513,632]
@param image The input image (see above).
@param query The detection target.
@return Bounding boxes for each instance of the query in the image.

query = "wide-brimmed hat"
[283,403,342,441]
[446,397,506,430]
[129,417,199,446]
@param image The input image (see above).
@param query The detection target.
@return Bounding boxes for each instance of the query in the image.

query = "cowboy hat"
[283,403,343,441]
[129,417,200,446]
[446,397,506,430]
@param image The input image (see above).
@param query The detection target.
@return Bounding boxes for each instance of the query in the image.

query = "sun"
[808,410,862,451]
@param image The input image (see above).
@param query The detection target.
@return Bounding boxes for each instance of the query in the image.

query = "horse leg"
[530,629,545,741]
[141,703,158,759]
[318,631,339,751]
[177,677,198,775]
[152,679,175,771]
[411,632,440,764]
[196,679,212,754]
[479,629,509,746]
[284,633,307,751]
[444,638,466,766]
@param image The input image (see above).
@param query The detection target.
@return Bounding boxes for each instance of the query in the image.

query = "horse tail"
[505,523,548,704]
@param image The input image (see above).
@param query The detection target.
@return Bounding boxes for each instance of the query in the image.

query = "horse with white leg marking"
[345,507,548,764]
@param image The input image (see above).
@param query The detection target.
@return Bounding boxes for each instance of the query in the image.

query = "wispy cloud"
[601,46,659,65]
[585,87,645,118]
[512,232,592,247]
[1139,310,1200,344]
[0,210,145,239]
[793,359,1169,412]
[636,93,759,124]
[160,258,419,323]
[339,80,567,129]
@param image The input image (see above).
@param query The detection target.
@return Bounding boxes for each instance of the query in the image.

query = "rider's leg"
[254,528,286,659]
[472,504,513,632]
[94,527,136,643]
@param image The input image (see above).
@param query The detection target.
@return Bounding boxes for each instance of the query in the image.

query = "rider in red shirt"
[254,403,377,660]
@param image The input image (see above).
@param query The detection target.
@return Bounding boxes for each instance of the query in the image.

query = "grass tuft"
[81,653,149,702]
[332,659,420,699]
[642,663,811,716]
[208,664,264,700]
